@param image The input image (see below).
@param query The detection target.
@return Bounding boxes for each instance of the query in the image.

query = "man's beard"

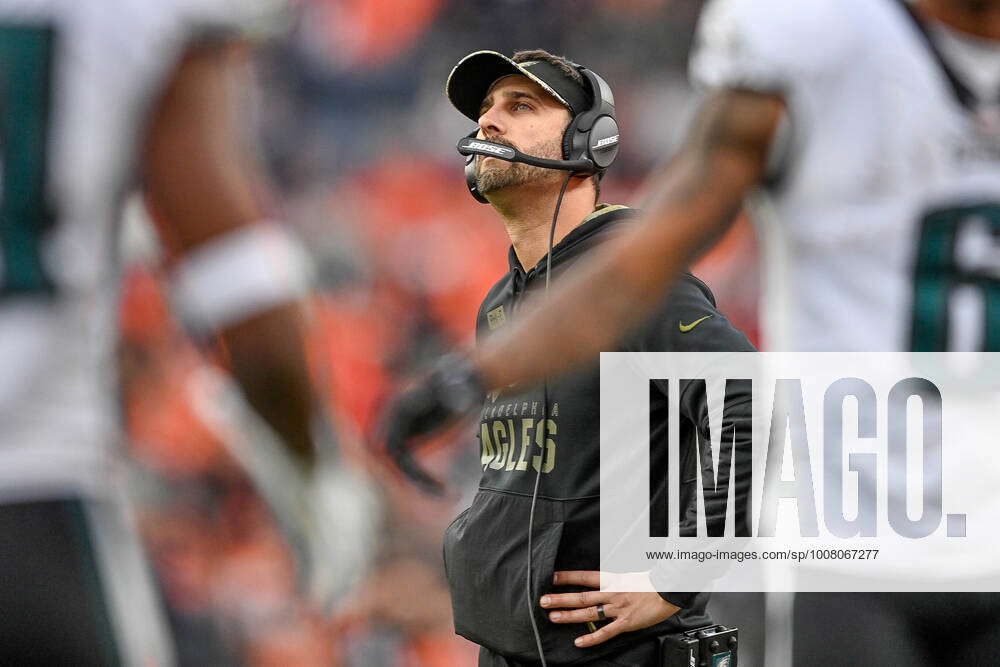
[475,135,564,196]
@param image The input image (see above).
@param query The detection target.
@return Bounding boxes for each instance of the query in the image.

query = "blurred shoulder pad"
[690,0,857,91]
[178,0,292,43]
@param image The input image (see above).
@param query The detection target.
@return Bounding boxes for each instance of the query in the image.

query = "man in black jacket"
[393,49,754,666]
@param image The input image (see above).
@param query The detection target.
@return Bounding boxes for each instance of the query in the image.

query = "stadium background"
[119,0,759,663]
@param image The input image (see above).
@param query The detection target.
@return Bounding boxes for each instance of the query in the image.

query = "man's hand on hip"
[540,570,681,648]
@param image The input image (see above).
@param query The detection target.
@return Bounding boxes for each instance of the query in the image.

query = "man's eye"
[514,102,533,111]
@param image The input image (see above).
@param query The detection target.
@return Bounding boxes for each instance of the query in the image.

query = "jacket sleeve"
[627,275,756,608]
[628,273,756,356]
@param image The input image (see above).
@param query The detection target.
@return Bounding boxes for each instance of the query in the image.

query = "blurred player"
[0,1,340,664]
[384,0,1000,664]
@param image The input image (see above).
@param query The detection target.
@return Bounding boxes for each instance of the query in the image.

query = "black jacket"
[443,205,755,664]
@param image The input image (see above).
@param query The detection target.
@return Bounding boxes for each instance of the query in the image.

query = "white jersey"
[691,0,1000,353]
[692,0,1000,586]
[0,0,282,499]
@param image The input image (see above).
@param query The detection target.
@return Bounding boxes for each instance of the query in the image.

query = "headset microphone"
[458,134,600,172]
[459,133,601,204]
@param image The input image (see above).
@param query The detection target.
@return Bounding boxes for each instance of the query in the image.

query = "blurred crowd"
[118,0,759,664]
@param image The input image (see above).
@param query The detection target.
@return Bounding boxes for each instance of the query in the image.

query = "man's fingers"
[548,604,617,624]
[552,570,601,587]
[574,618,627,648]
[540,590,608,609]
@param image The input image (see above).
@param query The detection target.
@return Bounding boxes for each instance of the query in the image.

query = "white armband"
[170,222,312,333]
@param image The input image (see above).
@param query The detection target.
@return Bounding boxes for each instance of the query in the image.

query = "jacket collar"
[506,204,634,275]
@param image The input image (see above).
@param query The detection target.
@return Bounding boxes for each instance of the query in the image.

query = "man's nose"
[478,108,504,137]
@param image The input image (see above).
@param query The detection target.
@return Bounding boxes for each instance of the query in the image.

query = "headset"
[457,66,620,203]
[457,63,619,667]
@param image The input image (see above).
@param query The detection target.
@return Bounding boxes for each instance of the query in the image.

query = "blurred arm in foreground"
[143,43,314,463]
[474,90,782,389]
[143,41,375,608]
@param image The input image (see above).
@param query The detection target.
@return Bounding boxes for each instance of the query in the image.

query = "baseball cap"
[446,50,590,122]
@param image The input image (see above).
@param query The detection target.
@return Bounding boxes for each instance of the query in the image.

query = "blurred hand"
[188,366,380,611]
[540,570,680,648]
[381,354,484,495]
[293,462,381,610]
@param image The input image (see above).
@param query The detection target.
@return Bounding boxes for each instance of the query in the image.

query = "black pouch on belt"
[658,624,738,667]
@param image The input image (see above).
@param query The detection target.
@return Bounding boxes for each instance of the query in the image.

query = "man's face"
[475,74,573,196]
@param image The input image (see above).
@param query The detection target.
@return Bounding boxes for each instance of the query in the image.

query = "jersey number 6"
[911,202,1000,351]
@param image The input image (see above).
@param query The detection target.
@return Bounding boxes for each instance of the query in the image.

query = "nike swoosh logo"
[678,315,713,333]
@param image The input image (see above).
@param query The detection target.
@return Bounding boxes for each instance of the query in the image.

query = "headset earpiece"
[564,68,620,173]
[561,117,577,164]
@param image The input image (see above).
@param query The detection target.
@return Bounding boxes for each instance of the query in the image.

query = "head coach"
[385,49,756,666]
